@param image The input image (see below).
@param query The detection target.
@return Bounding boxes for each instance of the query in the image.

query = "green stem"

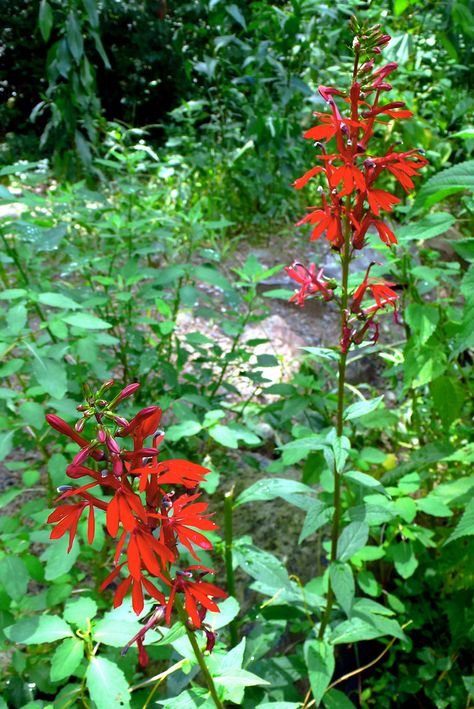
[318,206,352,640]
[224,486,238,647]
[174,597,223,709]
[209,300,253,399]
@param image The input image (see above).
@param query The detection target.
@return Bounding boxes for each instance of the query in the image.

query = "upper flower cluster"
[286,21,428,350]
[46,381,227,666]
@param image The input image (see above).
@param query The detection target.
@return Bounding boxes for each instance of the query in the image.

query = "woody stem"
[174,597,223,709]
[318,204,351,640]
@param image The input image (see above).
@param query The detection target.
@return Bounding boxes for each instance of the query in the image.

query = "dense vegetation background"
[0,1,473,708]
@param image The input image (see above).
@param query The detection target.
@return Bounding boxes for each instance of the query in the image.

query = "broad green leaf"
[344,396,384,421]
[344,470,390,498]
[329,562,354,618]
[416,496,453,517]
[86,657,131,709]
[279,435,327,465]
[445,497,474,544]
[32,356,68,399]
[331,614,405,644]
[39,0,54,41]
[50,637,84,682]
[0,557,29,599]
[430,376,465,426]
[214,668,269,691]
[323,688,357,708]
[5,615,73,644]
[235,478,316,507]
[405,304,439,344]
[194,265,233,292]
[41,535,80,580]
[337,522,369,562]
[387,541,418,579]
[226,4,247,28]
[299,503,333,544]
[19,402,45,430]
[63,313,112,329]
[304,638,334,705]
[63,597,98,628]
[38,292,81,310]
[166,420,202,442]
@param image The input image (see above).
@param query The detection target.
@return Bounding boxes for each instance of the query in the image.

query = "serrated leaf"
[445,497,474,544]
[63,313,112,329]
[86,657,131,709]
[337,522,369,562]
[387,541,418,579]
[66,12,84,63]
[50,637,84,682]
[414,159,474,210]
[41,535,80,580]
[304,639,334,706]
[63,597,98,628]
[396,213,455,242]
[5,615,73,644]
[405,304,439,344]
[299,503,333,543]
[344,396,384,421]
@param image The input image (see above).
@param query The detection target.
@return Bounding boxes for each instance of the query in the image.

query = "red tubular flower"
[48,501,95,552]
[285,262,334,306]
[296,201,343,246]
[367,188,400,215]
[152,493,218,560]
[165,567,228,628]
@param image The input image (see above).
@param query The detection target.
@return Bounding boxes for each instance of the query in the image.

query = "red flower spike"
[165,568,228,628]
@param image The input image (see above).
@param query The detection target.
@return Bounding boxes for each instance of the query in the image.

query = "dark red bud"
[116,383,140,403]
[74,418,86,433]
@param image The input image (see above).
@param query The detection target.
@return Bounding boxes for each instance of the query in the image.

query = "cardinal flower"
[285,262,334,306]
[153,493,218,560]
[165,567,228,628]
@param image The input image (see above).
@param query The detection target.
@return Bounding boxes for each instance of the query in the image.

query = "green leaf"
[66,12,84,63]
[445,497,474,544]
[41,535,80,580]
[63,313,112,329]
[329,562,355,618]
[416,496,453,517]
[165,420,202,442]
[226,4,247,28]
[405,304,439,344]
[19,402,45,430]
[414,159,474,210]
[299,503,333,544]
[32,355,68,399]
[39,0,54,41]
[325,430,350,473]
[430,376,465,426]
[50,637,84,682]
[63,597,98,628]
[337,522,369,562]
[194,265,233,292]
[279,435,327,465]
[387,541,418,579]
[344,470,390,498]
[330,615,405,644]
[396,213,455,242]
[323,688,357,708]
[0,431,14,461]
[86,657,131,709]
[235,478,316,507]
[0,557,29,599]
[344,396,384,421]
[92,603,162,647]
[38,292,81,310]
[5,615,73,644]
[214,669,269,690]
[304,639,334,706]
[208,424,239,448]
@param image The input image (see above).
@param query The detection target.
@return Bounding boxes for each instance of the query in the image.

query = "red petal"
[88,505,95,544]
[127,535,142,579]
[106,493,120,537]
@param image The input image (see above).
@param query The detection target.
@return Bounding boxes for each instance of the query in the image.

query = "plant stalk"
[318,205,352,640]
[174,597,223,709]
[224,486,238,647]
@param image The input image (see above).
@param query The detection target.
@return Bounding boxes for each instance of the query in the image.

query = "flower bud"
[106,435,121,455]
[97,428,106,444]
[74,418,86,433]
[116,383,140,403]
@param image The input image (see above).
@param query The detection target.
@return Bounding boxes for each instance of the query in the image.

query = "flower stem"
[224,486,238,647]
[174,597,223,709]
[318,207,351,640]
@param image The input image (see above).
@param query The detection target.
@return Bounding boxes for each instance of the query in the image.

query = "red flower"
[165,567,228,628]
[296,200,343,246]
[48,501,95,552]
[351,263,399,314]
[153,493,218,560]
[285,262,334,306]
[367,188,400,216]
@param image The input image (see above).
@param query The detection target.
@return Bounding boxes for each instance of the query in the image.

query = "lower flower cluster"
[46,381,227,666]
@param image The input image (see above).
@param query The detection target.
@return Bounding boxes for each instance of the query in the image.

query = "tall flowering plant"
[45,380,227,704]
[286,19,427,642]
